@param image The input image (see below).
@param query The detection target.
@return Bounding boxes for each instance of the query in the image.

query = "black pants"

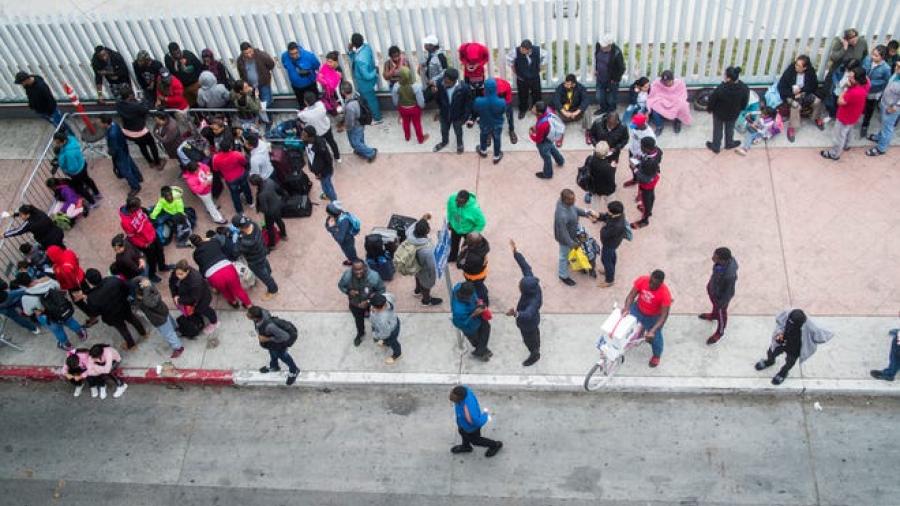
[861,98,879,128]
[521,327,540,355]
[382,321,401,358]
[448,227,465,262]
[108,307,146,347]
[128,131,160,165]
[322,128,341,161]
[711,116,736,150]
[517,77,542,114]
[68,281,93,318]
[465,321,491,356]
[471,279,489,306]
[196,303,218,325]
[458,427,500,450]
[292,84,318,106]
[638,188,655,224]
[349,303,367,337]
[415,277,436,304]
[87,373,123,388]
[766,344,799,378]
[142,240,168,278]
[70,164,100,204]
[264,212,287,243]
[440,118,465,147]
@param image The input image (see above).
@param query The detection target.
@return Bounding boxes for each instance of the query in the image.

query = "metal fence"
[0,0,897,103]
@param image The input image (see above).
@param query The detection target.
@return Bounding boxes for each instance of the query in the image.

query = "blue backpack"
[339,212,361,236]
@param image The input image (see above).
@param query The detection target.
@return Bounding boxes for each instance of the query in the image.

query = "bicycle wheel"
[584,356,619,391]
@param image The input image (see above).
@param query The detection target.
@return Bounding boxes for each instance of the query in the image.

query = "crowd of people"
[2,26,897,402]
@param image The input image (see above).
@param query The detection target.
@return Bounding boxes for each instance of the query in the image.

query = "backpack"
[353,98,373,126]
[282,171,313,197]
[576,158,593,192]
[367,255,395,282]
[339,212,361,236]
[234,260,256,289]
[177,314,204,338]
[52,213,73,231]
[269,316,298,348]
[40,288,75,323]
[540,112,566,142]
[281,193,312,218]
[393,239,424,276]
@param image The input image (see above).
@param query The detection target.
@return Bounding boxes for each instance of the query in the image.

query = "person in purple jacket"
[46,178,88,218]
[449,385,503,457]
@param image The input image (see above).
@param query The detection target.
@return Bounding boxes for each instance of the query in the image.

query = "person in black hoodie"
[706,66,750,153]
[699,247,738,345]
[164,42,203,106]
[4,205,65,249]
[14,72,67,131]
[249,174,287,245]
[507,240,543,366]
[579,142,617,206]
[132,50,165,103]
[115,86,162,167]
[587,111,628,161]
[233,214,278,300]
[301,125,337,202]
[457,233,490,306]
[596,200,628,288]
[169,259,217,333]
[631,137,662,229]
[91,46,131,102]
[81,268,146,349]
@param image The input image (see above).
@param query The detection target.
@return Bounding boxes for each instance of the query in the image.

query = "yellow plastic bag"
[567,247,592,272]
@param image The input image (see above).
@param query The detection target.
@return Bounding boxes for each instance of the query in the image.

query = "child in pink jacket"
[63,348,91,397]
[86,344,127,399]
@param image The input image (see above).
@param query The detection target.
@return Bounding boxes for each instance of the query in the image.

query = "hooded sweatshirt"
[707,257,738,307]
[56,135,85,176]
[136,280,170,327]
[770,310,834,363]
[255,308,291,343]
[349,43,378,89]
[119,206,157,249]
[46,245,84,291]
[23,75,57,115]
[197,71,231,108]
[514,252,542,331]
[451,283,482,336]
[391,68,425,108]
[454,386,489,433]
[370,293,399,340]
[86,346,122,376]
[237,222,268,265]
[255,178,284,216]
[405,224,437,289]
[446,192,486,235]
[473,79,507,129]
[21,277,61,316]
[183,163,214,196]
[281,46,320,89]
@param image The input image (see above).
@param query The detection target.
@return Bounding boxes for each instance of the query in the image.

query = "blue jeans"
[156,315,183,350]
[558,243,570,278]
[41,109,68,132]
[880,329,899,379]
[741,130,764,150]
[359,86,382,121]
[227,175,253,214]
[600,245,617,283]
[594,82,619,113]
[875,103,899,153]
[321,175,338,201]
[650,110,666,129]
[629,303,664,358]
[258,85,272,126]
[479,125,503,157]
[347,126,376,160]
[111,148,143,190]
[537,140,564,177]
[505,103,515,132]
[268,347,299,374]
[2,307,37,332]
[38,314,83,347]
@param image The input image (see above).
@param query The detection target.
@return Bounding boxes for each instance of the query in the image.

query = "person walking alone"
[248,305,300,385]
[449,386,502,457]
[530,101,565,179]
[699,247,738,345]
[755,309,833,385]
[507,240,542,366]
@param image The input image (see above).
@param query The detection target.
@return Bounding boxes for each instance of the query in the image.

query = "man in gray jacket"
[340,82,378,162]
[338,260,386,346]
[407,214,443,306]
[755,309,833,385]
[554,188,597,286]
[247,305,299,385]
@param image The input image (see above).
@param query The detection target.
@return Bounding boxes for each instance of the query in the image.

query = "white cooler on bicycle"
[595,306,639,362]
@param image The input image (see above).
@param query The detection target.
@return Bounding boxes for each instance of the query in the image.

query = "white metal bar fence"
[0,0,897,103]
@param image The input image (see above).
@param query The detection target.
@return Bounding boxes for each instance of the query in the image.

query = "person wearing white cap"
[419,35,448,107]
[593,34,626,115]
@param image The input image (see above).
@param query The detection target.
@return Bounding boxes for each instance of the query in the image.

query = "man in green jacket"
[446,190,486,262]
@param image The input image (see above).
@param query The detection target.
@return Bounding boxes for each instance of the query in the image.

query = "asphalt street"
[0,383,897,505]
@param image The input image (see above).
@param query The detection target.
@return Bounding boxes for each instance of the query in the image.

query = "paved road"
[1,383,897,505]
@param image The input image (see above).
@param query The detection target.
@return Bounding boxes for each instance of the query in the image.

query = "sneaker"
[787,127,796,143]
[492,153,503,164]
[263,292,275,301]
[420,133,431,144]
[353,334,363,347]
[57,340,73,351]
[335,157,342,164]
[451,445,473,454]
[73,385,84,397]
[509,131,518,144]
[170,347,184,359]
[584,192,592,203]
[653,125,663,136]
[558,276,576,286]
[673,119,682,133]
[372,119,384,126]
[630,220,648,229]
[725,141,741,150]
[202,323,219,334]
[476,147,488,158]
[385,356,399,365]
[534,172,551,179]
[113,383,128,398]
[865,147,885,157]
[754,359,772,371]
[705,141,720,154]
[368,149,378,163]
[376,339,385,347]
[771,374,785,385]
[286,371,299,385]
[698,313,715,320]
[867,133,880,142]
[485,442,503,458]
[84,317,99,328]
[522,353,540,367]
[622,179,637,188]
[870,370,895,381]
[648,355,660,368]
[706,333,722,345]
[30,327,40,335]
[735,147,748,156]
[259,366,281,373]
[433,142,448,152]
[597,281,615,288]
[99,386,108,400]
[422,297,443,306]
[319,192,329,201]
[90,386,99,398]
[456,145,465,154]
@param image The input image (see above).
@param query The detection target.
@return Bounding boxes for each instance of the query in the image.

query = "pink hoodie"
[183,162,214,196]
[87,346,122,376]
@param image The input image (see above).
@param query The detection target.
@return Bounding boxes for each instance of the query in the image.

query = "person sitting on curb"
[755,309,833,385]
[248,305,300,386]
[86,343,127,399]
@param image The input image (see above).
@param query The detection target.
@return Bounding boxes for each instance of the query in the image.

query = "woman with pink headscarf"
[647,70,693,135]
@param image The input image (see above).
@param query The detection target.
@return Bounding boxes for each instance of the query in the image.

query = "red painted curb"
[0,365,234,386]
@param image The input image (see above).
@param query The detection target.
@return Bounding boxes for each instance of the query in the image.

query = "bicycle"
[583,304,646,391]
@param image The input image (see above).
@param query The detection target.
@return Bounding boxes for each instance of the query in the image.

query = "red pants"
[707,291,729,335]
[398,105,425,143]
[207,265,251,307]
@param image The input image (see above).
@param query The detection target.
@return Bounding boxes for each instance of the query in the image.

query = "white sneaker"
[99,386,107,400]
[31,328,40,335]
[90,387,99,398]
[73,385,83,397]
[203,323,219,334]
[113,383,128,398]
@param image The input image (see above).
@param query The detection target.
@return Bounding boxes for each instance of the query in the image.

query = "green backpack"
[52,213,73,231]
[393,239,424,276]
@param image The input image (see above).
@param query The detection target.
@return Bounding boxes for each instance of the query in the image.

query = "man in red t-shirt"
[821,67,870,160]
[623,270,672,367]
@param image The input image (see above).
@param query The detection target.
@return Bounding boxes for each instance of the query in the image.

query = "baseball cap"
[231,214,252,228]
[422,35,438,46]
[14,71,29,84]
[632,113,647,127]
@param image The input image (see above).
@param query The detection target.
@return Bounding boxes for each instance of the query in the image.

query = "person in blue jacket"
[348,33,382,124]
[281,41,320,107]
[473,78,507,164]
[99,116,143,197]
[51,130,100,207]
[451,281,492,361]
[506,239,543,366]
[449,385,502,457]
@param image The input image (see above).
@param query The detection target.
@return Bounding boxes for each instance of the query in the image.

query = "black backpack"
[281,193,312,218]
[354,98,373,126]
[40,288,75,323]
[283,170,313,197]
[177,314,204,338]
[269,316,298,348]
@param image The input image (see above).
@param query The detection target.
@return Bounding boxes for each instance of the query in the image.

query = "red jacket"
[212,151,248,183]
[119,207,156,249]
[458,43,489,82]
[45,245,84,291]
[495,78,513,105]
[529,111,552,143]
[158,75,189,111]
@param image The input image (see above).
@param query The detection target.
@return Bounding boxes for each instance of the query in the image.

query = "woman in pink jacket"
[647,70,693,135]
[183,161,226,224]
[86,344,127,399]
[63,348,91,397]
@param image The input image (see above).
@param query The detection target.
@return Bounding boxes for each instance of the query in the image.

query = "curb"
[4,365,896,396]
